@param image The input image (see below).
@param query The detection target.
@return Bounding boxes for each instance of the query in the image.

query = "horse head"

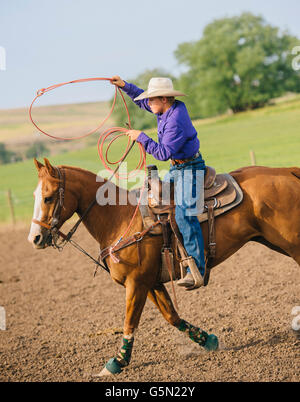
[28,158,78,249]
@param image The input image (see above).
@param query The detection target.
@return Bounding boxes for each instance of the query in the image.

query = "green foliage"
[25,142,49,159]
[0,142,22,164]
[175,12,300,118]
[0,142,12,164]
[112,68,176,130]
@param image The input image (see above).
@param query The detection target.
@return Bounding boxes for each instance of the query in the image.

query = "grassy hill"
[0,101,113,143]
[0,94,299,223]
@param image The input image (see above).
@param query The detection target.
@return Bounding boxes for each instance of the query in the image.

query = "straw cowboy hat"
[134,77,186,101]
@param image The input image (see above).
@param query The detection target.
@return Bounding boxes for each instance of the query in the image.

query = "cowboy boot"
[177,272,195,287]
[177,256,204,289]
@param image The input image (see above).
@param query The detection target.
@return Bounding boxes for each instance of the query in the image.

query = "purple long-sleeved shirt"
[122,81,201,162]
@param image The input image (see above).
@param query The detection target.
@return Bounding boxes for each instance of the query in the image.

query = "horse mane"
[38,164,100,184]
[59,165,94,174]
[59,164,108,183]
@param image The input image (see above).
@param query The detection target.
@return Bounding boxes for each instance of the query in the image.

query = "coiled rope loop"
[29,77,147,242]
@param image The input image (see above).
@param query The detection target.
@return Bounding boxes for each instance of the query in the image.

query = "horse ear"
[44,158,56,177]
[34,158,44,171]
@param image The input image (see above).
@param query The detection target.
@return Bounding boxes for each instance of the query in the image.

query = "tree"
[25,142,49,159]
[112,68,176,130]
[175,12,300,117]
[0,142,21,164]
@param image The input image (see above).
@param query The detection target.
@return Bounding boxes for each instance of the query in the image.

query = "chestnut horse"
[28,158,300,376]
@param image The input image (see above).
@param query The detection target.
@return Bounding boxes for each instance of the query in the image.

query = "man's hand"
[126,129,142,141]
[110,75,125,88]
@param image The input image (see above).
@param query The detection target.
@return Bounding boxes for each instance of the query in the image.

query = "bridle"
[32,166,109,273]
[50,167,65,232]
[32,167,66,247]
[32,139,141,275]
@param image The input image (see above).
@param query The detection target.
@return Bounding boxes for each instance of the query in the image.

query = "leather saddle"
[134,165,243,286]
[138,165,243,227]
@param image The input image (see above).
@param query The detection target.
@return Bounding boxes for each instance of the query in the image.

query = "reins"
[32,164,111,272]
[32,164,163,277]
[33,216,110,273]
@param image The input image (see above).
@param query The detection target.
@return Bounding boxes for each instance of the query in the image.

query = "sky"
[0,0,300,110]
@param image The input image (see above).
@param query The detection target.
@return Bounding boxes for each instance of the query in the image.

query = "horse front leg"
[148,283,219,351]
[96,280,149,376]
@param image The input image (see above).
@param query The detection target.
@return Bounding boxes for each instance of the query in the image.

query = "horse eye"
[44,196,53,204]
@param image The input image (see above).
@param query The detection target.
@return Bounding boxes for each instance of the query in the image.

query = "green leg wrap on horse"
[176,319,218,350]
[105,337,134,374]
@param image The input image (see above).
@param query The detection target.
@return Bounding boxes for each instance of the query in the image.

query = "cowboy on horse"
[110,75,206,289]
[28,75,300,377]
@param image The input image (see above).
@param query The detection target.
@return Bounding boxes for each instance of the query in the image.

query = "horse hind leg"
[147,283,181,326]
[148,284,219,351]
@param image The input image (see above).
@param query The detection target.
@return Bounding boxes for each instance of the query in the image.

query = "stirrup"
[179,256,204,290]
[177,272,194,287]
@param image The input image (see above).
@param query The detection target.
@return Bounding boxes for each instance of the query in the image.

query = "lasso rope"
[29,77,147,244]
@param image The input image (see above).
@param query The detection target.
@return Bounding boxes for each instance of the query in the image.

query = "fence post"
[6,189,15,225]
[250,150,256,166]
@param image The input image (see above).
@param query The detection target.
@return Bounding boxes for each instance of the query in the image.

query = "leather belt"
[171,151,201,166]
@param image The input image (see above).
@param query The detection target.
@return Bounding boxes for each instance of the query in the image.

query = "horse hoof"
[94,366,113,377]
[204,334,219,351]
[105,357,123,374]
[93,358,123,377]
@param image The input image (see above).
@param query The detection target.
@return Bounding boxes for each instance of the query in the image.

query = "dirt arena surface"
[0,223,299,382]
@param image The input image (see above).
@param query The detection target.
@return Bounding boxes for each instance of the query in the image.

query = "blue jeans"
[164,155,206,276]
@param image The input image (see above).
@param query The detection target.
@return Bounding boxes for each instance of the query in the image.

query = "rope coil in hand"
[29,77,147,242]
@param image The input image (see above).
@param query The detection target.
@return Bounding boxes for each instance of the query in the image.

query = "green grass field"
[0,94,299,223]
[0,101,113,142]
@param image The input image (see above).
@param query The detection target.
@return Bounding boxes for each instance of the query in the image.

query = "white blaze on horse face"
[28,181,43,243]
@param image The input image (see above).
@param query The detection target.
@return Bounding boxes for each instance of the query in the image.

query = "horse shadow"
[226,330,298,352]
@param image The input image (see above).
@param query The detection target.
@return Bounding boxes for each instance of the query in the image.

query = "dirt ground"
[0,223,299,382]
